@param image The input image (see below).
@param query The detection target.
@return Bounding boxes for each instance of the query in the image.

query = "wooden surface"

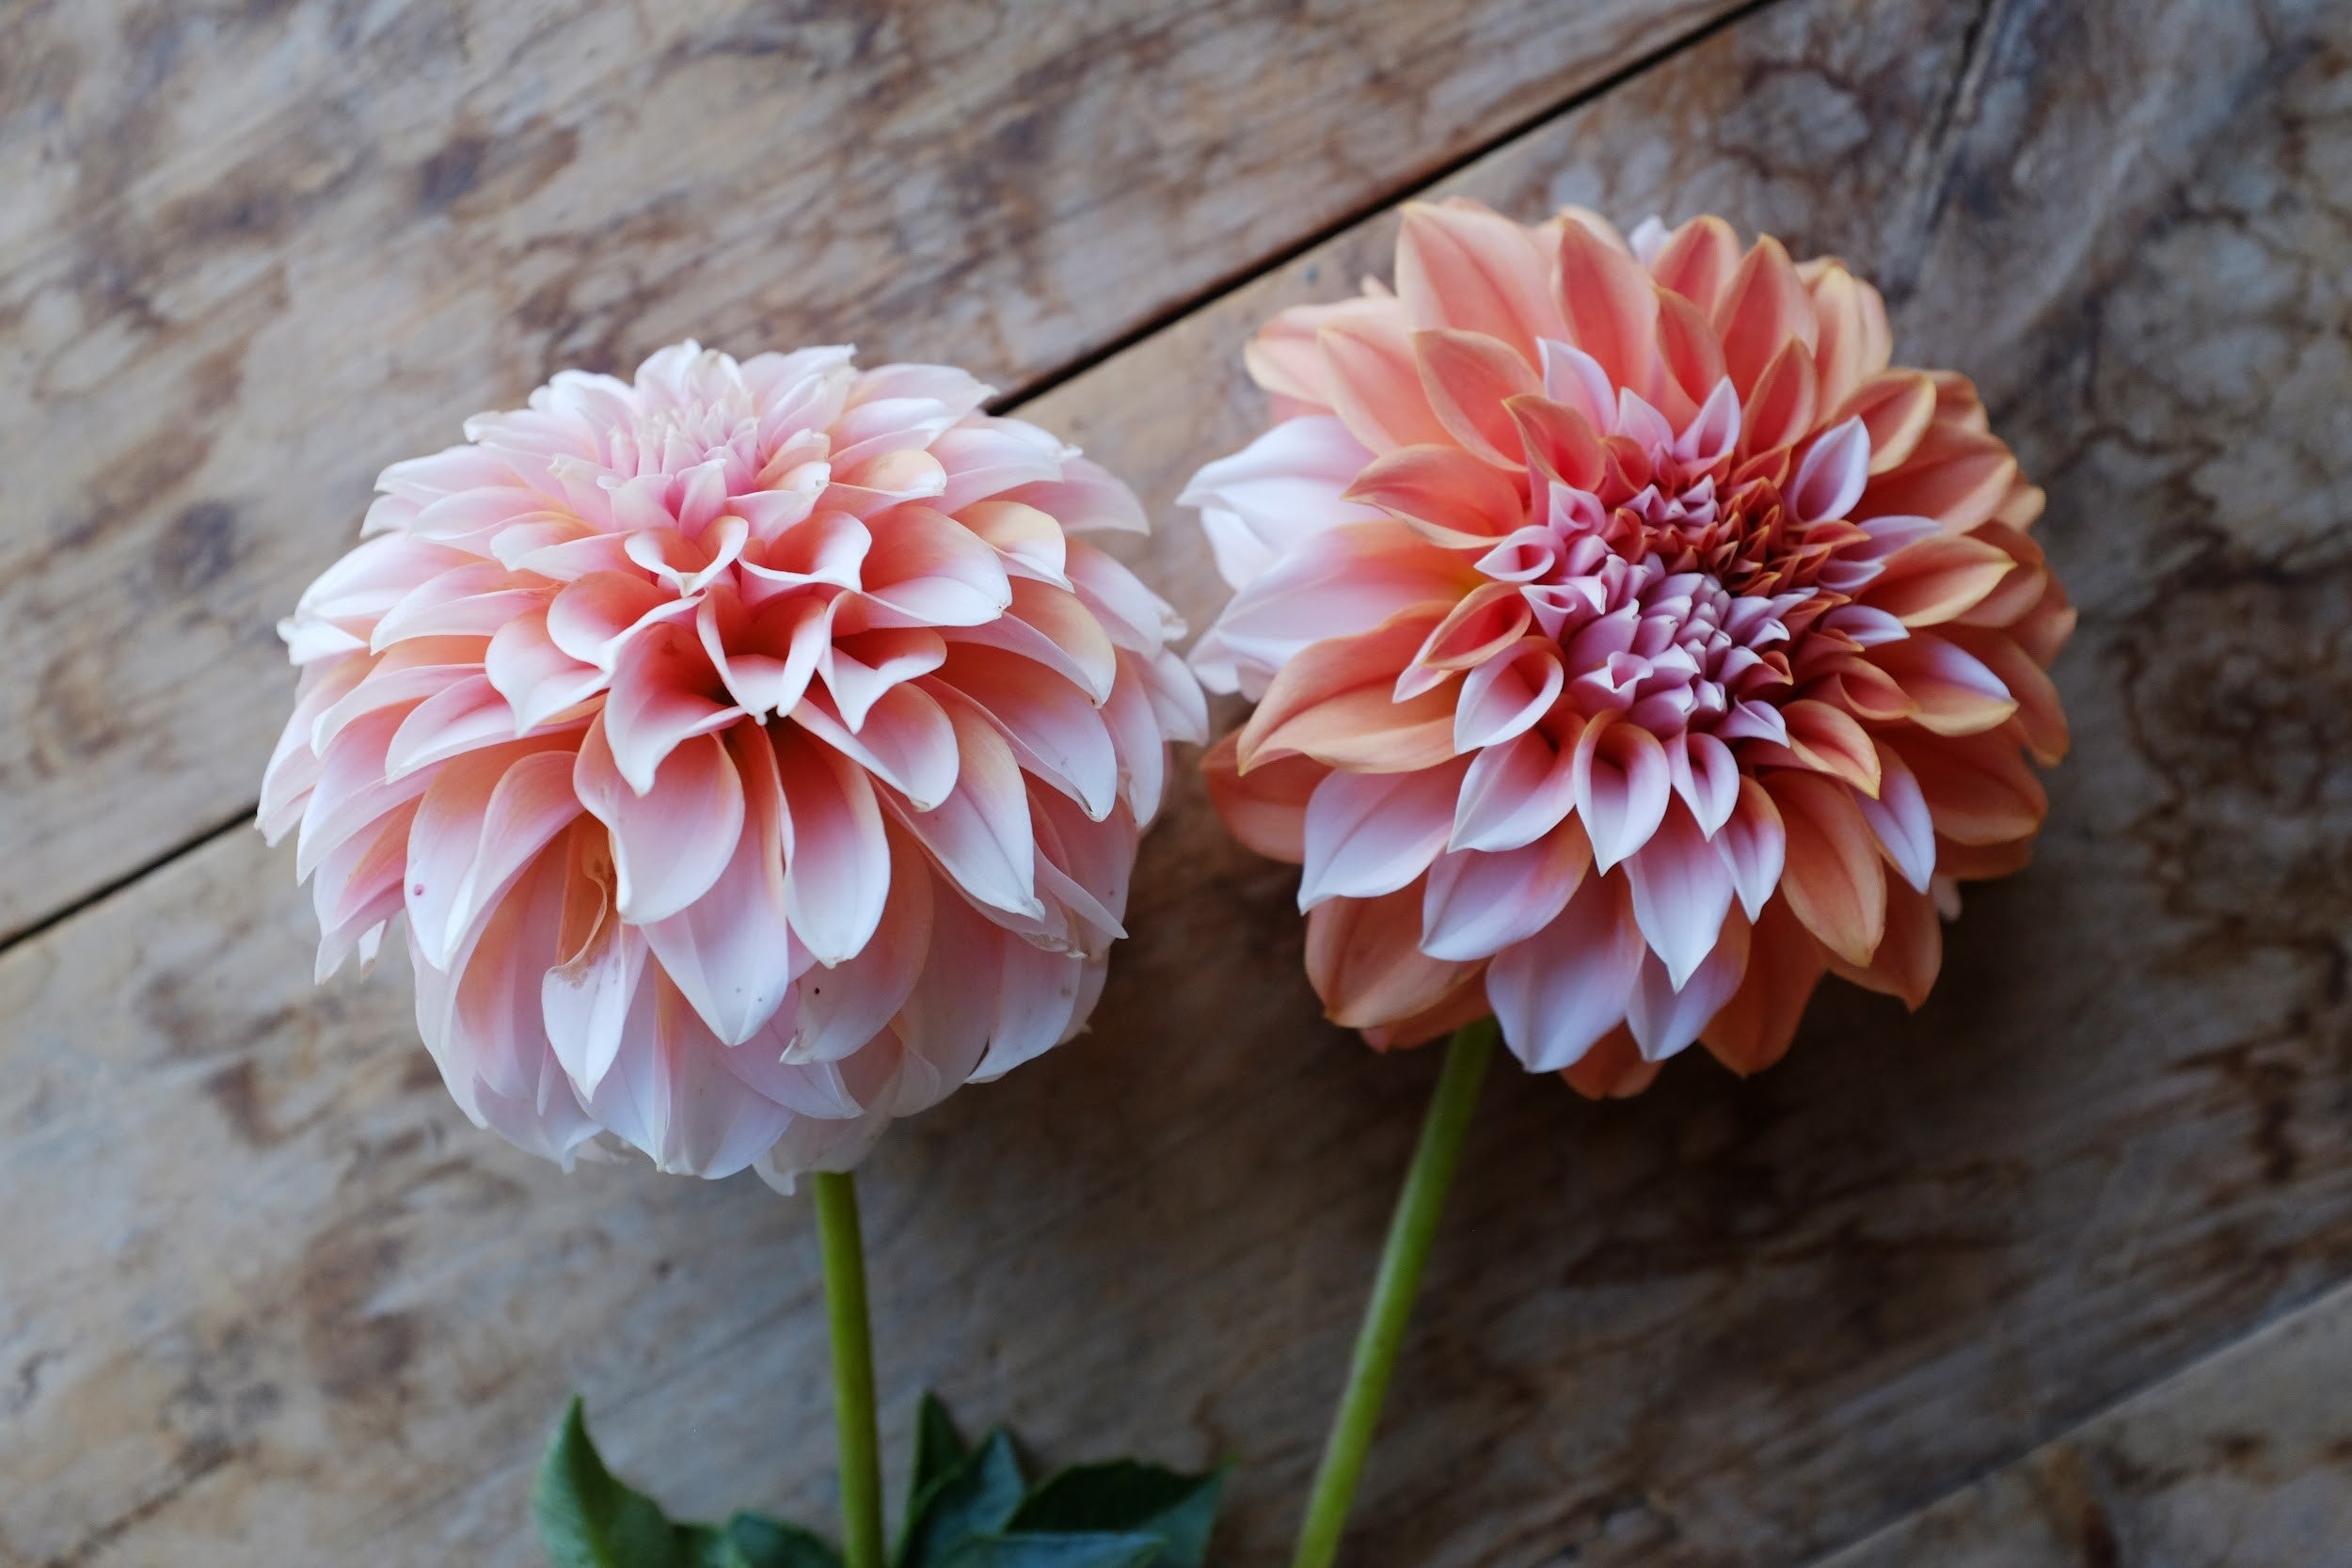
[1820,1276,2352,1568]
[4,0,2349,1564]
[0,0,1742,943]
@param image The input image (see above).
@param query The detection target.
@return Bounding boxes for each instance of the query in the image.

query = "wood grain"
[0,0,1745,944]
[4,0,2349,1563]
[1816,1279,2352,1567]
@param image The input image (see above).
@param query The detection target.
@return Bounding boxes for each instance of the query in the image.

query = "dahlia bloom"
[1187,200,2072,1096]
[262,343,1204,1180]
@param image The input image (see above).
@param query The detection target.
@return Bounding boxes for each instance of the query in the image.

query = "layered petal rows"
[1188,201,2072,1094]
[265,343,1205,1180]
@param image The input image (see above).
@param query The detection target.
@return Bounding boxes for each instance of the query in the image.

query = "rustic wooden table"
[5,0,2350,1563]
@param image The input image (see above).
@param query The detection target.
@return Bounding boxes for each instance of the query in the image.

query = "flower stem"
[1291,1018,1496,1568]
[812,1170,886,1568]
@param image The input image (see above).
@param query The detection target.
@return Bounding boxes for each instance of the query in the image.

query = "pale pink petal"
[601,623,743,794]
[1715,775,1788,921]
[1177,415,1381,590]
[793,682,961,810]
[1789,417,1872,522]
[880,693,1041,919]
[1451,726,1578,851]
[384,674,529,780]
[1454,638,1565,751]
[1001,455,1151,536]
[1624,805,1739,989]
[1855,737,1935,894]
[887,892,1004,1106]
[486,610,607,731]
[642,730,801,1044]
[974,936,1090,1082]
[1625,909,1750,1061]
[859,505,1014,627]
[772,725,892,964]
[1668,730,1740,838]
[1487,874,1645,1071]
[543,876,650,1098]
[1298,760,1469,910]
[822,627,949,733]
[575,717,745,924]
[1420,819,1590,961]
[1572,713,1672,871]
[938,644,1118,820]
[946,578,1119,704]
[791,827,933,1063]
[1101,654,1171,824]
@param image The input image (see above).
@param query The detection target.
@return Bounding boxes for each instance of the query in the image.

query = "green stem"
[812,1170,886,1568]
[1291,1018,1495,1568]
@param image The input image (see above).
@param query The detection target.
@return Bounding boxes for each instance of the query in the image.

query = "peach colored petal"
[1869,633,2019,737]
[1202,731,1327,863]
[1345,443,1529,545]
[1895,729,2050,847]
[1560,1024,1661,1100]
[1739,336,1820,456]
[1503,393,1609,491]
[1834,370,1939,475]
[1319,314,1454,452]
[1652,288,1728,418]
[1779,698,1883,795]
[1413,328,1540,465]
[1714,235,1819,398]
[1853,423,2019,533]
[1700,899,1825,1076]
[1863,534,2018,626]
[1947,626,2069,765]
[1768,769,1886,968]
[1555,218,1661,400]
[1394,198,1564,360]
[1648,214,1743,315]
[1359,969,1495,1053]
[1307,881,1479,1030]
[1827,877,1942,1010]
[1236,602,1450,768]
[1805,262,1892,416]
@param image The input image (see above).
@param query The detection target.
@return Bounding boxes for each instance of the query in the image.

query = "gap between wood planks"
[0,0,1791,969]
[1793,1274,2352,1567]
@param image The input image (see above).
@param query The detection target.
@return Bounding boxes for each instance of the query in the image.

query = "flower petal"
[576,716,746,924]
[1571,711,1671,871]
[1299,759,1470,910]
[1420,818,1590,961]
[1487,873,1645,1072]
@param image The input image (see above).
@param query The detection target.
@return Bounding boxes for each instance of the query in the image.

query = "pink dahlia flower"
[1187,200,2072,1096]
[263,342,1205,1180]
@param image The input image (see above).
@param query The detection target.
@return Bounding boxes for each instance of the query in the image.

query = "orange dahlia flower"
[1187,200,2072,1096]
[263,343,1204,1179]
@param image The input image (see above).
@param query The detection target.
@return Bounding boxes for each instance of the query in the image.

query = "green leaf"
[532,1397,690,1568]
[1009,1463,1226,1568]
[910,1394,971,1507]
[935,1534,1166,1568]
[898,1427,1025,1568]
[720,1512,845,1568]
[682,1523,752,1568]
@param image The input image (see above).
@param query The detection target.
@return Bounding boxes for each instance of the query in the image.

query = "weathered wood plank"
[0,0,1746,943]
[4,0,2350,1563]
[1814,1279,2352,1568]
